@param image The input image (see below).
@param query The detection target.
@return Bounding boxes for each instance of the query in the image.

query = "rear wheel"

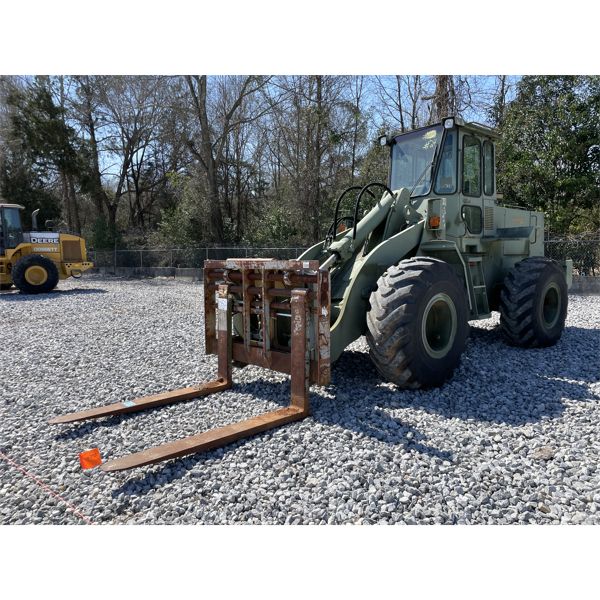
[499,257,568,347]
[366,257,469,388]
[12,254,59,294]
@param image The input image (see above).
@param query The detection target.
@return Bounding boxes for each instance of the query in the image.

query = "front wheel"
[12,254,59,294]
[366,257,469,388]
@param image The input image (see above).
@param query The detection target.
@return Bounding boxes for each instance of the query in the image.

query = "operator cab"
[383,116,499,243]
[0,203,25,254]
[385,116,497,202]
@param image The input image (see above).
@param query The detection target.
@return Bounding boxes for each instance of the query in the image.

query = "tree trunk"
[75,76,107,219]
[395,76,405,132]
[60,171,72,231]
[350,76,363,182]
[494,75,508,126]
[106,202,117,232]
[313,75,323,241]
[68,173,81,233]
[429,75,455,123]
[197,76,225,242]
[186,75,225,242]
[411,76,420,129]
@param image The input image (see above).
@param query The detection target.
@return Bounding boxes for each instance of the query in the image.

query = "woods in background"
[0,75,598,250]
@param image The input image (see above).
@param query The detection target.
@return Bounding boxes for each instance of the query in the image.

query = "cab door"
[460,133,484,243]
[1,207,24,252]
[459,133,495,316]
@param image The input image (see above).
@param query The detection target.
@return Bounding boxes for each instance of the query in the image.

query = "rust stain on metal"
[203,257,331,386]
[290,289,310,415]
[100,406,307,472]
[48,379,231,424]
[203,264,217,354]
[52,256,331,472]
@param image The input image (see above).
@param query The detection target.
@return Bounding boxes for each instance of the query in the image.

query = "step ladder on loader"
[49,259,331,472]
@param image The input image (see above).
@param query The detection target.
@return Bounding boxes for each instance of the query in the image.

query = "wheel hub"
[422,293,457,359]
[541,282,561,328]
[24,265,48,286]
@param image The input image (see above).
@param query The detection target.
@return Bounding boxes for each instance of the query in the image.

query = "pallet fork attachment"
[49,260,330,472]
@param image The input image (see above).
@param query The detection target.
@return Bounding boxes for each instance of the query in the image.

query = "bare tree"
[349,76,365,182]
[1,74,523,248]
[184,75,271,242]
[489,75,515,126]
[426,75,456,123]
[372,76,428,132]
[70,75,107,220]
[52,76,81,233]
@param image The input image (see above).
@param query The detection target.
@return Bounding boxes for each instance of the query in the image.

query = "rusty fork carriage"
[49,259,331,472]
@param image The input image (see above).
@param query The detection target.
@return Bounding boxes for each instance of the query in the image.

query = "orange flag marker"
[79,448,102,470]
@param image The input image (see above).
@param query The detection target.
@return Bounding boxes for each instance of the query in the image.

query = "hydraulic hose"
[352,182,396,241]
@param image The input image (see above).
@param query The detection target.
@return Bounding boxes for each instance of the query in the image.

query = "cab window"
[462,205,482,234]
[390,126,442,197]
[462,136,481,197]
[434,130,457,194]
[2,208,23,248]
[483,141,494,196]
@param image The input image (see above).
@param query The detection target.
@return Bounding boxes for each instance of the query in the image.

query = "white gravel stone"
[1,276,599,524]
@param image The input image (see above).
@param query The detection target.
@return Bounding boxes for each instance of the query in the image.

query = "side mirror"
[45,219,55,231]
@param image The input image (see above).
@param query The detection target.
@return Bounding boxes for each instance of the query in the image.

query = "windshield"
[390,126,442,197]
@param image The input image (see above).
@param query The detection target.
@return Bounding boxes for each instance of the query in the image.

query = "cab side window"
[462,136,481,197]
[483,141,494,196]
[2,208,23,248]
[434,130,457,194]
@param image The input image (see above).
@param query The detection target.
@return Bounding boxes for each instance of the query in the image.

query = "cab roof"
[0,203,25,210]
[460,119,500,141]
[391,116,500,141]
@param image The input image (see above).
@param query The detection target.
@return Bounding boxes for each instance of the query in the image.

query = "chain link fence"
[544,239,600,276]
[89,247,306,270]
[89,241,600,276]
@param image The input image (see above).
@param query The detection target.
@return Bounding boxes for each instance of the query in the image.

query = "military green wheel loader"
[51,116,572,471]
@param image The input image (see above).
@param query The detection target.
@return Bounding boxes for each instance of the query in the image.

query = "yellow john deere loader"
[51,117,572,472]
[0,204,93,293]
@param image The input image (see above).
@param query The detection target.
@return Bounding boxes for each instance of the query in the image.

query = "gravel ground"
[1,275,599,525]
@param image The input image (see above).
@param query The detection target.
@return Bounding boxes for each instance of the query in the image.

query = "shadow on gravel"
[53,413,140,442]
[110,445,244,498]
[330,324,599,428]
[107,386,455,497]
[0,288,107,301]
[92,323,600,495]
[108,399,453,499]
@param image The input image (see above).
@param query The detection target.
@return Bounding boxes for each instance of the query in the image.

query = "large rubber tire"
[499,257,568,347]
[12,254,59,294]
[366,257,470,389]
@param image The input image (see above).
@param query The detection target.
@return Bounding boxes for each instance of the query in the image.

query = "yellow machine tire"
[12,254,59,294]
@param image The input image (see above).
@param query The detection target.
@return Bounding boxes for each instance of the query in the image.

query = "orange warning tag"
[79,448,102,470]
